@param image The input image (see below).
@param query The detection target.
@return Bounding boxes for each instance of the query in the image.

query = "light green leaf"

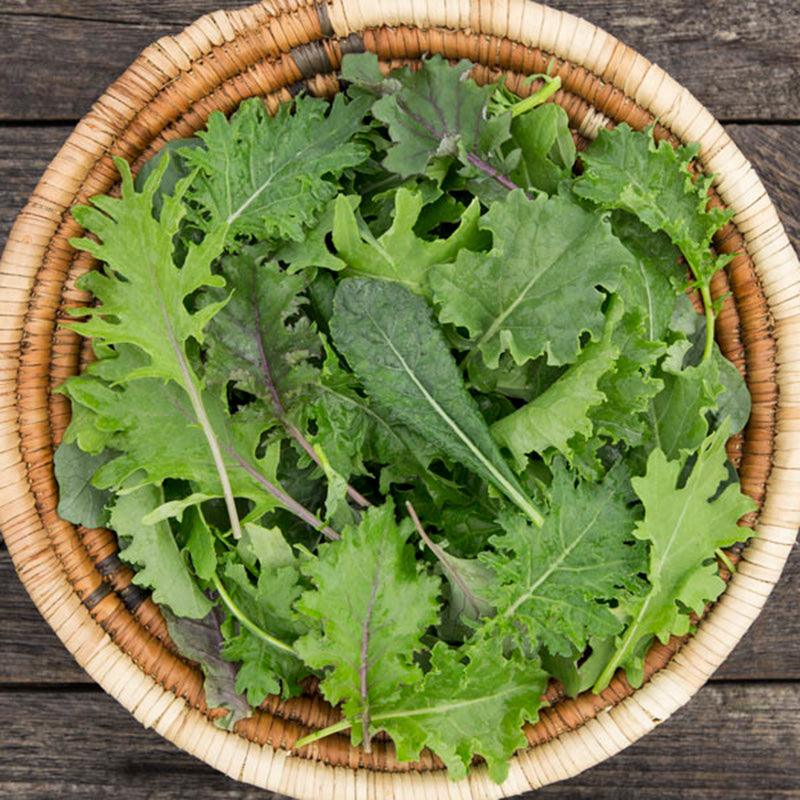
[238,522,296,572]
[295,501,441,746]
[111,485,212,619]
[574,124,733,360]
[183,506,217,582]
[220,536,309,704]
[66,156,245,538]
[143,493,215,525]
[490,298,622,469]
[594,423,757,691]
[182,95,370,247]
[575,124,732,291]
[60,350,286,523]
[375,641,547,782]
[508,103,575,194]
[331,188,485,293]
[479,463,646,657]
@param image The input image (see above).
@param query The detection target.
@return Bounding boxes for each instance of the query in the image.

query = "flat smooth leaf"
[54,441,115,528]
[110,485,212,619]
[163,606,251,730]
[508,103,575,194]
[330,278,543,525]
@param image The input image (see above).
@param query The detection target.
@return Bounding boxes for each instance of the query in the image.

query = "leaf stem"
[508,76,562,118]
[716,547,736,575]
[294,718,351,749]
[219,441,341,541]
[162,304,244,541]
[211,572,298,656]
[294,685,528,749]
[464,151,522,192]
[252,279,370,509]
[359,568,381,753]
[406,501,489,618]
[700,284,715,363]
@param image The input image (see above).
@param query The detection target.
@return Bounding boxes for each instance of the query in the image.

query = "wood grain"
[0,547,94,684]
[0,684,797,799]
[0,0,798,121]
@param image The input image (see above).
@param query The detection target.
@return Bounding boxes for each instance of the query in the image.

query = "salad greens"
[55,53,755,782]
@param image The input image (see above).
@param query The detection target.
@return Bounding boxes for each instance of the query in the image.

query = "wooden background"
[0,1,798,797]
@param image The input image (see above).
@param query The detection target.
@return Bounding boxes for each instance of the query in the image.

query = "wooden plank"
[0,125,69,245]
[0,683,797,798]
[0,1,798,121]
[0,547,94,684]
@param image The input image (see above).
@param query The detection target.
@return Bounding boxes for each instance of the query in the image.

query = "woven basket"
[1,1,798,796]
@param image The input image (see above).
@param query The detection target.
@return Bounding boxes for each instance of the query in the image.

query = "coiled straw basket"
[1,1,798,796]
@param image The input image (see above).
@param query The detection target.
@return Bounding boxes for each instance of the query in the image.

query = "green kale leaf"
[479,463,646,657]
[431,190,634,367]
[490,297,622,469]
[375,641,547,782]
[295,501,441,747]
[594,422,757,690]
[331,188,485,293]
[182,94,371,247]
[110,485,213,619]
[330,278,543,526]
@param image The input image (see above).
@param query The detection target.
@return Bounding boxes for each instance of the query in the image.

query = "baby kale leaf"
[431,190,634,367]
[295,502,440,749]
[182,94,371,248]
[330,278,543,526]
[594,422,757,691]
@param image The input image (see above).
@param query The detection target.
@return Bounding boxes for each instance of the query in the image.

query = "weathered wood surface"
[0,684,797,799]
[0,2,799,797]
[0,0,798,121]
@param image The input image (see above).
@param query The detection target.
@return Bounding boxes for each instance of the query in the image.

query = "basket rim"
[1,1,798,797]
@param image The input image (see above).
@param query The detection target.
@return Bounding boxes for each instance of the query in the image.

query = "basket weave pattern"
[1,1,798,796]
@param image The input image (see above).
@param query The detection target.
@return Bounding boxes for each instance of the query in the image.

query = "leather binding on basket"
[0,1,798,797]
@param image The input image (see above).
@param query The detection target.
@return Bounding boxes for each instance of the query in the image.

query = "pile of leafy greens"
[54,53,755,783]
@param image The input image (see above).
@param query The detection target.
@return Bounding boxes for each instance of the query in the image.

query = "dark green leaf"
[330,278,543,526]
